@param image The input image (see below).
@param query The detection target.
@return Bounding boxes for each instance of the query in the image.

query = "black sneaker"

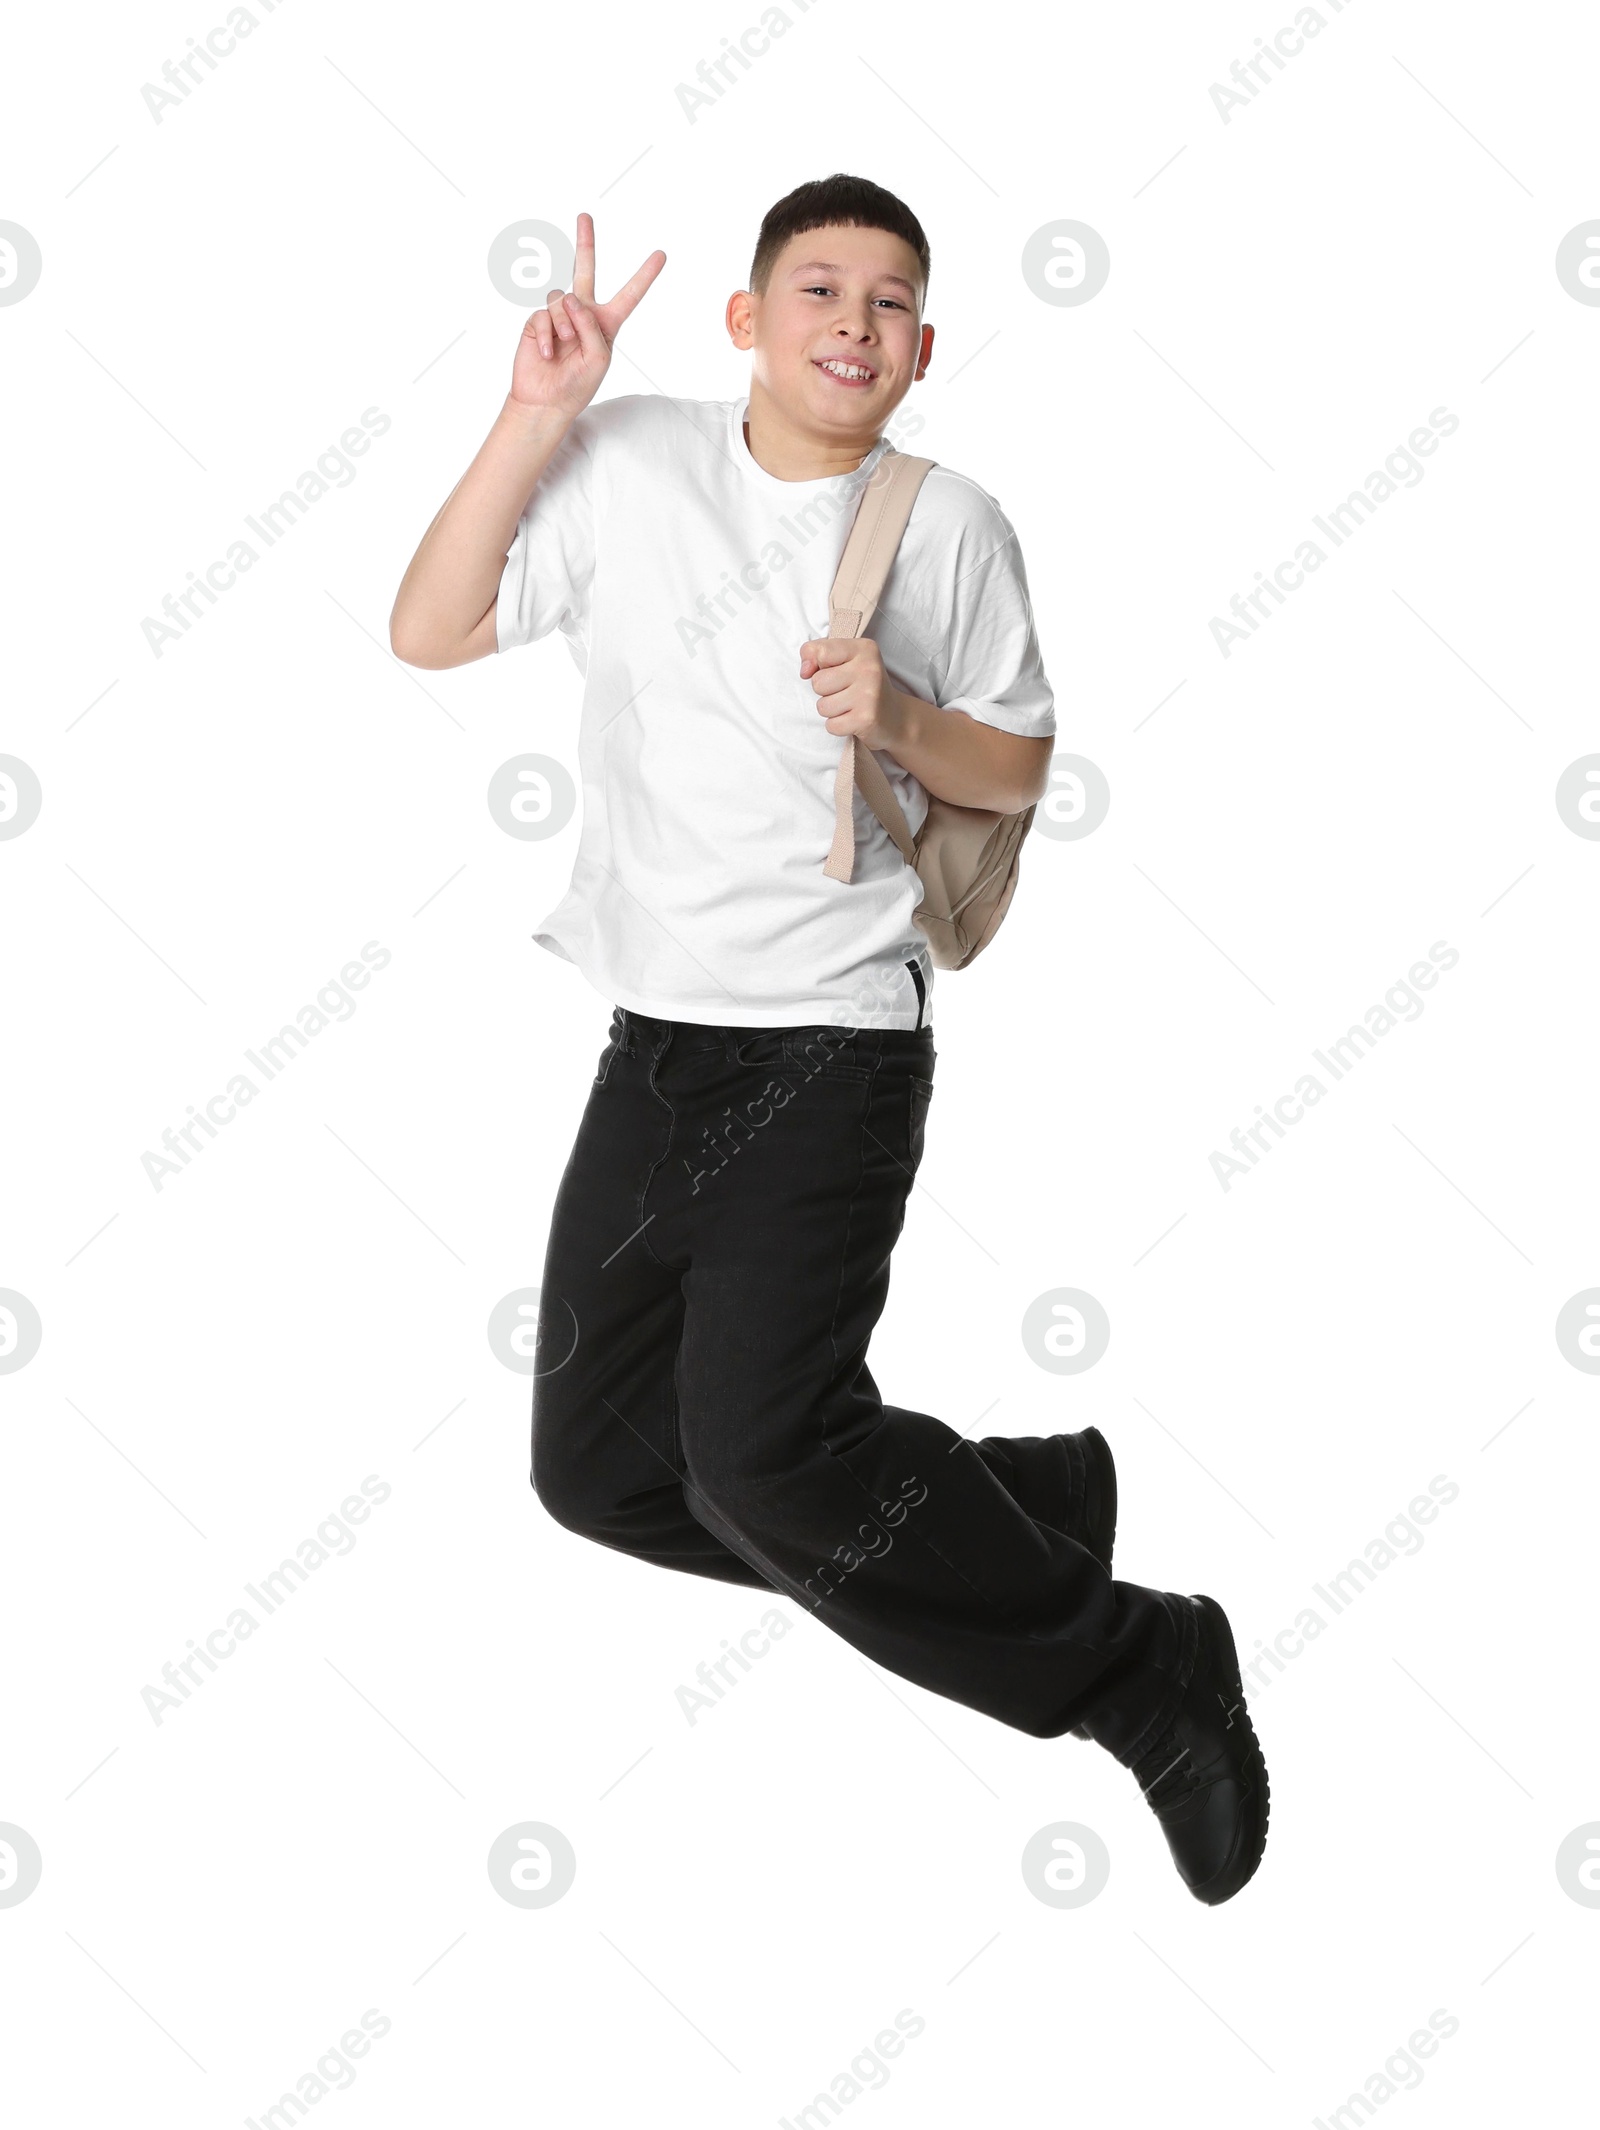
[1073,1425,1117,1575]
[1128,1594,1269,1905]
[972,1426,1116,1569]
[1064,1426,1118,1739]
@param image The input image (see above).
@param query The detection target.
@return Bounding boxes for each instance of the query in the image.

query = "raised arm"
[389,213,665,670]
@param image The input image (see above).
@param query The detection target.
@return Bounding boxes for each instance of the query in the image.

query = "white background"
[3,0,1596,2122]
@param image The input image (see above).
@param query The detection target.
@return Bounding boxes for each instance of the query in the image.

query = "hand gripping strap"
[821,452,936,883]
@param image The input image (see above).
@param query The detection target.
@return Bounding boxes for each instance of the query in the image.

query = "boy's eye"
[803,285,905,308]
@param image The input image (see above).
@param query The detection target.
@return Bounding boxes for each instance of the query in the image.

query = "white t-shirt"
[496,392,1056,1029]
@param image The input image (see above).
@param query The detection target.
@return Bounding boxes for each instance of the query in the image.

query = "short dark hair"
[750,174,930,309]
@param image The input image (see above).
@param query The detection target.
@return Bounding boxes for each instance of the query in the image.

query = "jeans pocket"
[782,1029,873,1082]
[730,1031,791,1072]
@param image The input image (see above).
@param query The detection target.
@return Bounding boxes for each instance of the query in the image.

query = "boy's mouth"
[813,357,878,389]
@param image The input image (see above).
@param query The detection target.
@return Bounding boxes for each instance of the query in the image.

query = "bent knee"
[531,1438,620,1540]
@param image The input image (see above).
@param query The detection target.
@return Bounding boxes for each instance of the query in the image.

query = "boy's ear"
[914,322,934,381]
[726,288,756,351]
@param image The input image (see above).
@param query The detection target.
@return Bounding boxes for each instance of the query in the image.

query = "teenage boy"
[391,176,1268,1904]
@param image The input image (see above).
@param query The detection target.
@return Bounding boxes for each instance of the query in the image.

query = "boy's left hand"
[799,637,907,752]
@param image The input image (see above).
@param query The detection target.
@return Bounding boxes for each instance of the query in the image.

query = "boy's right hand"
[508,212,665,422]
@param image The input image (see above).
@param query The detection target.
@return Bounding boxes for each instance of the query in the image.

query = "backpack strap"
[821,453,936,883]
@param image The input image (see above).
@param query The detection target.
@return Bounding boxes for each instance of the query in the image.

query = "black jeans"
[530,1003,1196,1757]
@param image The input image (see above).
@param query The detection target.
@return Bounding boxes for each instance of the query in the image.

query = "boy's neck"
[742,380,880,483]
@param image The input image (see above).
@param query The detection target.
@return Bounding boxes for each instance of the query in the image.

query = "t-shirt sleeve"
[936,506,1057,740]
[495,409,599,655]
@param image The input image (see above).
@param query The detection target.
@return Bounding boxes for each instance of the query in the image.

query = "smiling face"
[729,222,933,446]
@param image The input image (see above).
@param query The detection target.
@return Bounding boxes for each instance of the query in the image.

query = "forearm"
[884,687,1053,813]
[389,399,574,668]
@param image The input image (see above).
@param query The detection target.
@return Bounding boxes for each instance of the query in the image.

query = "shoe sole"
[1065,1429,1118,1739]
[1081,1425,1117,1575]
[1188,1594,1270,1904]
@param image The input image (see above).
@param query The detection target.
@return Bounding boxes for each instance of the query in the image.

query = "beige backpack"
[820,450,1038,971]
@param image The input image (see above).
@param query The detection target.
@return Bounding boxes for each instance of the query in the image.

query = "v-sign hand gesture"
[510,212,666,422]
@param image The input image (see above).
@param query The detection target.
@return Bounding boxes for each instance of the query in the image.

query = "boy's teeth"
[820,361,873,380]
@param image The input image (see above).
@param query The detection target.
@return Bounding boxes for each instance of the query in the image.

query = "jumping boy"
[390,175,1268,1904]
